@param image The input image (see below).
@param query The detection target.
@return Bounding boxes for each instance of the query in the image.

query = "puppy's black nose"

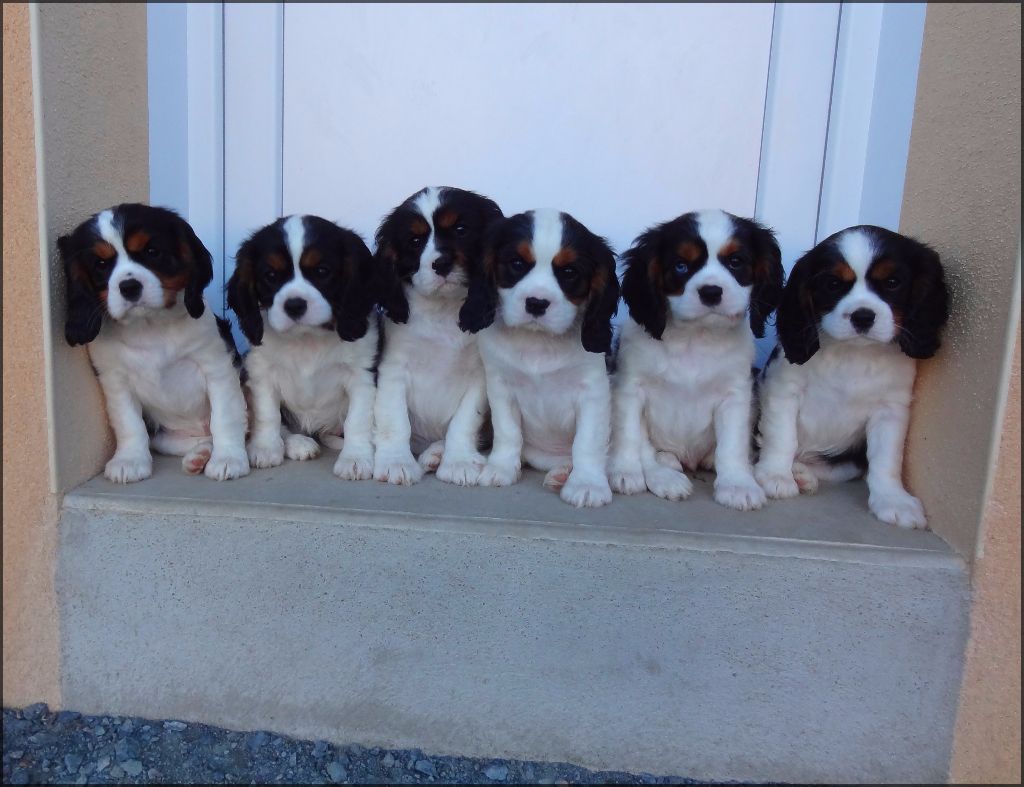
[119,279,143,302]
[284,298,307,319]
[432,257,454,277]
[850,308,876,333]
[698,285,723,306]
[525,297,550,316]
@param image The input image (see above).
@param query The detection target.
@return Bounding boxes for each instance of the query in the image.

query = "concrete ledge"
[58,455,969,783]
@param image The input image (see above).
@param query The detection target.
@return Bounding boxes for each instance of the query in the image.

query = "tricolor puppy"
[608,209,783,510]
[227,215,378,480]
[372,186,503,486]
[58,203,249,483]
[459,209,620,507]
[754,225,950,528]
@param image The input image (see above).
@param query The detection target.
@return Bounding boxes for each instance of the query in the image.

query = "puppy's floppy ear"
[172,214,214,319]
[458,246,499,334]
[59,234,103,347]
[897,239,950,359]
[372,213,410,324]
[335,231,376,342]
[580,235,620,354]
[620,231,667,340]
[748,221,784,339]
[776,253,819,364]
[226,240,264,346]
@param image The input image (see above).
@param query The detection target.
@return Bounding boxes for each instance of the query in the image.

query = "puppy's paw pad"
[792,462,819,494]
[182,443,212,475]
[373,455,424,486]
[436,456,485,486]
[754,468,800,499]
[104,454,153,484]
[560,472,613,508]
[334,452,374,481]
[285,434,321,462]
[870,491,927,529]
[417,441,446,473]
[714,477,767,511]
[477,462,520,487]
[543,465,573,491]
[646,467,692,501]
[608,468,647,495]
[247,437,285,469]
[205,450,250,481]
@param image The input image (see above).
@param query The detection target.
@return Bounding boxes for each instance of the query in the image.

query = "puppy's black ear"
[748,221,784,339]
[776,253,819,365]
[372,214,410,324]
[174,215,214,319]
[226,240,264,346]
[580,236,620,354]
[620,232,667,340]
[897,240,950,359]
[335,231,376,342]
[59,235,103,346]
[458,250,499,334]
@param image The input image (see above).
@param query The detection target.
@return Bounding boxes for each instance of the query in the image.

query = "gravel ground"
[3,705,702,785]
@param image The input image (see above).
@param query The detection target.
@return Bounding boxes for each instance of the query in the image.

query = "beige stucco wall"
[34,1,150,493]
[900,2,1022,562]
[2,1,61,708]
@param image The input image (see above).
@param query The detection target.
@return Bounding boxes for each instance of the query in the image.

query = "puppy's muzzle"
[284,298,308,319]
[119,278,143,302]
[849,308,876,334]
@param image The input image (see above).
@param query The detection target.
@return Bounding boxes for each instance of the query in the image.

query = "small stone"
[76,776,88,785]
[81,763,96,776]
[109,765,125,778]
[94,726,107,737]
[247,731,270,752]
[57,710,82,724]
[522,766,536,782]
[119,719,135,734]
[164,720,187,731]
[381,753,396,768]
[9,750,25,760]
[415,759,437,777]
[485,764,509,781]
[24,702,49,720]
[327,760,348,782]
[123,759,144,776]
[96,756,110,772]
[64,753,84,774]
[348,743,365,756]
[149,769,162,780]
[11,770,30,785]
[312,740,330,758]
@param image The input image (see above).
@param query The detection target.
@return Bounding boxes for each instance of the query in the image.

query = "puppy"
[608,209,784,510]
[754,225,950,528]
[371,187,503,486]
[58,203,249,482]
[226,215,378,480]
[459,209,620,507]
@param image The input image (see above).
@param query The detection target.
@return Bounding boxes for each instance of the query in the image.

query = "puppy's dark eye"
[94,256,113,272]
[409,235,425,248]
[558,265,580,281]
[822,275,843,292]
[508,257,527,274]
[883,276,902,290]
[725,254,744,269]
[313,265,331,279]
[264,269,280,283]
[674,260,689,275]
[454,224,467,238]
[144,245,160,258]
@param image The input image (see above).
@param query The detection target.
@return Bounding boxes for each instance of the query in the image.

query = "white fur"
[373,189,487,486]
[265,216,335,333]
[97,210,169,321]
[755,229,925,528]
[477,211,613,508]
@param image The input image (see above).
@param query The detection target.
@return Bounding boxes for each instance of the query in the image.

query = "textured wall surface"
[1,1,62,708]
[34,2,149,492]
[900,2,1021,561]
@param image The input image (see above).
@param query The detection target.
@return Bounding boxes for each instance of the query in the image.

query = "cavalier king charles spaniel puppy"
[459,209,620,507]
[608,209,784,510]
[371,186,503,486]
[59,203,249,483]
[227,215,378,480]
[754,225,950,528]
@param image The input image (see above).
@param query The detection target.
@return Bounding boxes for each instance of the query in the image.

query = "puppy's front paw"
[247,435,285,468]
[334,451,374,481]
[792,461,819,494]
[476,461,520,487]
[105,452,153,484]
[285,433,321,462]
[373,452,424,485]
[870,489,927,529]
[646,465,692,501]
[436,453,486,486]
[417,441,446,474]
[560,469,613,508]
[754,466,799,499]
[714,474,767,511]
[205,448,250,481]
[607,458,646,495]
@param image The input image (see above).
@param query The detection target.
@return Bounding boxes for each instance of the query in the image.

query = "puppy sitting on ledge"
[59,203,250,483]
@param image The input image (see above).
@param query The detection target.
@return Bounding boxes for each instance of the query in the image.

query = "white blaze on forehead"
[412,187,442,259]
[96,209,128,260]
[836,228,876,276]
[695,209,735,257]
[283,215,307,274]
[529,209,564,267]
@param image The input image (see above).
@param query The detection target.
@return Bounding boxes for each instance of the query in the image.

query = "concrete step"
[59,453,969,783]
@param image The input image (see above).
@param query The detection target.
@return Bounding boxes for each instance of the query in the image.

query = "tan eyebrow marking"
[436,210,458,229]
[515,240,536,264]
[718,239,741,258]
[868,258,897,280]
[93,241,116,260]
[831,260,857,282]
[124,230,151,254]
[410,217,430,235]
[676,241,702,263]
[552,247,578,268]
[299,248,323,269]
